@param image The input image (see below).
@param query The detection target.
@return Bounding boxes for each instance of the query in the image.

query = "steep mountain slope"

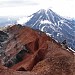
[23,9,75,50]
[0,25,75,75]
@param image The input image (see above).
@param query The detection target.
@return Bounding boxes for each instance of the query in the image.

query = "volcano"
[20,9,75,50]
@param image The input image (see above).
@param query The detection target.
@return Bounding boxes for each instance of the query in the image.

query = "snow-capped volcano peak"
[25,9,65,27]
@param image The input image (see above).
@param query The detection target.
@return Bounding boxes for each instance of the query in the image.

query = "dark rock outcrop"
[0,30,8,60]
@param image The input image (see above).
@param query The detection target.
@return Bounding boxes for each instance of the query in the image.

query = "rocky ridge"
[0,25,75,75]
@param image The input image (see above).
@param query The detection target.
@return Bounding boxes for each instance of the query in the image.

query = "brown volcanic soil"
[0,25,75,75]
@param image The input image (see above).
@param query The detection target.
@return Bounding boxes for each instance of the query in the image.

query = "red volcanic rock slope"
[0,25,75,75]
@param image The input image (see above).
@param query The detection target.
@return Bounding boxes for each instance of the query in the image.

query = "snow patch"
[41,26,46,31]
[40,20,52,24]
[60,20,64,23]
[46,33,52,36]
[57,33,60,36]
[68,47,75,53]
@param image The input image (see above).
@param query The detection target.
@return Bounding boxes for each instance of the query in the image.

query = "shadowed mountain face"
[0,31,8,42]
[0,25,74,75]
[24,9,75,50]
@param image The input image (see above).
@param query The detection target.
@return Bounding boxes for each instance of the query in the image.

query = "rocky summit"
[0,25,75,75]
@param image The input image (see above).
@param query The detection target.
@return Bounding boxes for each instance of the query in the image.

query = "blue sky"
[0,0,75,18]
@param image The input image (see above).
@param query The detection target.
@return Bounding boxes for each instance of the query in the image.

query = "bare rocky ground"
[0,25,75,75]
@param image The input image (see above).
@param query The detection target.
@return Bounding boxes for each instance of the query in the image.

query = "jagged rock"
[0,25,74,75]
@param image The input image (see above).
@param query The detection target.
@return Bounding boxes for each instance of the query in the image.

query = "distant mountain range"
[0,17,17,27]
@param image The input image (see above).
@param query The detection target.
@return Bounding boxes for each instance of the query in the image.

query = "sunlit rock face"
[0,25,74,75]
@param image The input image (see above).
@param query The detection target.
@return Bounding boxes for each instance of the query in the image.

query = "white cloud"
[0,0,75,18]
[0,0,38,7]
[17,15,33,24]
[0,6,39,16]
[35,0,75,18]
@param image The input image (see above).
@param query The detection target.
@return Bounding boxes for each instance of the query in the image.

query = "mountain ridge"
[0,25,74,75]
